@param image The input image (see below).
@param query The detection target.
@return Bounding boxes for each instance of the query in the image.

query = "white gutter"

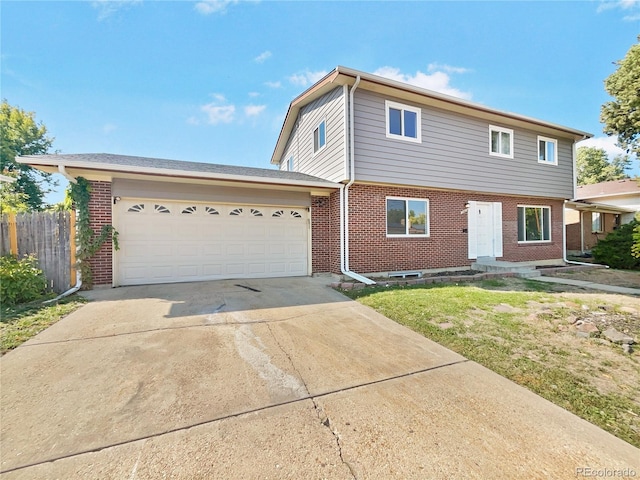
[562,199,608,268]
[339,76,375,285]
[58,165,78,184]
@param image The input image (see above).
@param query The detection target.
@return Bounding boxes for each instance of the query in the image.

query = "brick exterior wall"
[566,210,619,252]
[314,183,564,275]
[87,180,113,286]
[310,193,341,274]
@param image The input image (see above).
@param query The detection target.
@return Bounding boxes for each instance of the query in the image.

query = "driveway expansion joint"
[0,359,470,474]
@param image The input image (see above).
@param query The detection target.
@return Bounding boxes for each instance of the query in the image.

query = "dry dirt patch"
[548,268,640,289]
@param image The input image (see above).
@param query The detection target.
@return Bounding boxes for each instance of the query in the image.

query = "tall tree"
[576,146,630,186]
[0,100,55,210]
[601,37,640,156]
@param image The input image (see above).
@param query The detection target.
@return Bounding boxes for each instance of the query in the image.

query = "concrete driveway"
[1,277,638,479]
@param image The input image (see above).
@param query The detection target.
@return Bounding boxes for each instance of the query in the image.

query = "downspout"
[340,75,375,285]
[43,271,82,304]
[44,165,82,302]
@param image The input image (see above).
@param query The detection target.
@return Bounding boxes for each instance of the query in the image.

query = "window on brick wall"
[386,197,429,237]
[517,205,551,242]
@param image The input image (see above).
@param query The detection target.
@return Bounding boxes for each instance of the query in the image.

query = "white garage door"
[115,199,309,286]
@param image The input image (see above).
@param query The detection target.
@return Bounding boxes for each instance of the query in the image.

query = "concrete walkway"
[1,278,638,479]
[536,275,640,295]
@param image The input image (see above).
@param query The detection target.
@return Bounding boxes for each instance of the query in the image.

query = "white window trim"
[489,125,514,159]
[386,196,430,237]
[517,204,552,243]
[313,119,327,155]
[591,212,603,233]
[537,135,558,165]
[287,155,294,172]
[385,100,422,144]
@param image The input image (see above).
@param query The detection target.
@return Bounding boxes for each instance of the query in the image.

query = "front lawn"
[341,278,640,448]
[1,295,87,354]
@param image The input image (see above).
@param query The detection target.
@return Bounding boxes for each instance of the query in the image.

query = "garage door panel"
[202,264,223,276]
[116,199,308,286]
[248,263,267,274]
[177,265,199,277]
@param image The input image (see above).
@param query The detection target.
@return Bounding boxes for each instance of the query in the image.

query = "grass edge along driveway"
[1,295,87,355]
[341,278,640,448]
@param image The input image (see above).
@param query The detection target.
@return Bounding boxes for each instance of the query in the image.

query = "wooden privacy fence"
[0,211,76,294]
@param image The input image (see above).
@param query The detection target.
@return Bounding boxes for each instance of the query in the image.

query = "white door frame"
[468,201,503,259]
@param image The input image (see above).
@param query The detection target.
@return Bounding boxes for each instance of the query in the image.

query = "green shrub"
[0,255,47,306]
[592,221,640,270]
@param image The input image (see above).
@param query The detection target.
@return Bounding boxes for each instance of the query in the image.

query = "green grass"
[1,295,87,354]
[342,281,640,448]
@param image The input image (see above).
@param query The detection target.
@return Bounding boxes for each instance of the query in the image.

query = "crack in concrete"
[265,324,357,479]
[2,360,469,475]
[312,398,357,479]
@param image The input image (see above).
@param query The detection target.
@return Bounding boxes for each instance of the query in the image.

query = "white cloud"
[254,50,272,63]
[201,104,235,124]
[597,0,640,20]
[288,70,328,87]
[373,66,471,99]
[91,0,142,21]
[248,91,260,97]
[427,63,472,74]
[265,80,282,89]
[194,0,238,15]
[200,94,236,124]
[244,104,266,117]
[577,135,629,158]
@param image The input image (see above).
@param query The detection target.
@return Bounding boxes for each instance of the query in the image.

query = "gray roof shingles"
[19,153,338,186]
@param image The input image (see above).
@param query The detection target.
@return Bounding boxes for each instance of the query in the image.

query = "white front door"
[476,202,494,257]
[468,201,503,259]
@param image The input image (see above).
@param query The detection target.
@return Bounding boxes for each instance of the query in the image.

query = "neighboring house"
[19,66,592,287]
[566,179,639,254]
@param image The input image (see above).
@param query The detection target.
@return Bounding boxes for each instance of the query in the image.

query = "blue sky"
[2,0,639,203]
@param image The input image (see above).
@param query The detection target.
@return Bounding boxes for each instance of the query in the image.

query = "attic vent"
[127,204,144,213]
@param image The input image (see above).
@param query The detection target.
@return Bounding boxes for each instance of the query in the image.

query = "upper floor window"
[313,120,326,154]
[287,155,294,171]
[489,125,513,158]
[385,100,421,143]
[538,136,558,165]
[386,197,429,237]
[517,205,551,243]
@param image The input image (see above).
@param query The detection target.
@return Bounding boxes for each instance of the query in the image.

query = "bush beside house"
[592,221,640,270]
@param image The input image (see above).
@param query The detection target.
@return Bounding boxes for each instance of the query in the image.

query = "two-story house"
[272,66,592,281]
[19,66,591,288]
